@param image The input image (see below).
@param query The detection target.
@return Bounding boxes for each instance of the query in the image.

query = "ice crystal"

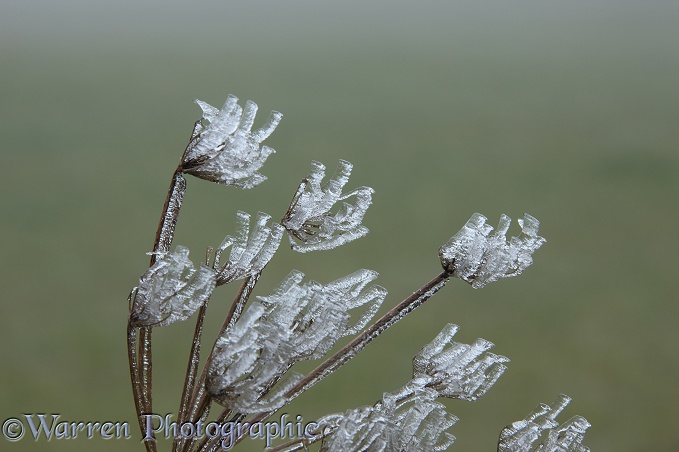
[281,160,374,253]
[315,387,457,451]
[129,246,216,327]
[498,394,590,452]
[207,269,386,413]
[439,213,546,288]
[181,95,282,188]
[535,416,591,452]
[213,211,284,285]
[412,323,509,401]
[313,324,511,451]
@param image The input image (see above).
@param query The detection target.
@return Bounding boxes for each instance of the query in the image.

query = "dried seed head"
[181,95,282,188]
[281,160,374,253]
[129,246,216,327]
[439,213,545,288]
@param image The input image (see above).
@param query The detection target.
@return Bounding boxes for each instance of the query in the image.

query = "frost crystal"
[129,246,216,327]
[439,213,546,288]
[207,269,386,413]
[316,387,457,451]
[313,324,510,450]
[181,95,282,188]
[498,394,591,452]
[213,211,284,285]
[412,323,509,401]
[281,160,374,252]
[535,416,591,452]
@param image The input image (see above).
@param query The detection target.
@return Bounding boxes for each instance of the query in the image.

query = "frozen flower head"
[315,388,457,451]
[213,211,284,285]
[281,160,374,253]
[439,213,546,288]
[181,95,282,188]
[498,394,591,452]
[412,324,509,401]
[207,269,386,413]
[129,246,216,327]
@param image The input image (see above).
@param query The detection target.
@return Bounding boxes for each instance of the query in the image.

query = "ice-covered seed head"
[412,323,509,401]
[439,213,546,288]
[181,95,282,188]
[129,246,216,327]
[281,160,374,253]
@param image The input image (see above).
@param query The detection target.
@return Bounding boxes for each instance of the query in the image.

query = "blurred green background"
[1,1,678,450]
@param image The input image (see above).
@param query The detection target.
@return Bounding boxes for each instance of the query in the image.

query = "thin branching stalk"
[128,168,186,452]
[218,273,262,332]
[184,273,262,437]
[175,299,210,452]
[140,328,155,449]
[127,323,155,452]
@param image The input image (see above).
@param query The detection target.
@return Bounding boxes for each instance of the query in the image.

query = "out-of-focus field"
[1,1,678,450]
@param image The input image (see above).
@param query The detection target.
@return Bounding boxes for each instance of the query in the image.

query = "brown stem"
[128,324,156,452]
[174,298,211,452]
[182,274,261,452]
[150,170,187,265]
[128,169,186,450]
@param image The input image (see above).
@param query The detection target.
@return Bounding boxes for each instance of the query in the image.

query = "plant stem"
[128,169,186,450]
[174,298,210,452]
[182,274,261,452]
[128,323,156,452]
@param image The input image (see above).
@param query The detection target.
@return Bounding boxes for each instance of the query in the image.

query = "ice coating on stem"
[129,246,216,327]
[281,160,374,252]
[439,213,546,288]
[181,95,282,188]
[207,269,386,413]
[412,323,509,401]
[214,211,284,285]
[498,394,590,452]
[155,172,186,259]
[315,387,457,451]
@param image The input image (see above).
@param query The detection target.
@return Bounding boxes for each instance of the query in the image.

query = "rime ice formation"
[439,213,545,288]
[129,246,216,327]
[535,416,591,452]
[316,388,457,452]
[498,394,591,452]
[313,324,512,451]
[412,323,509,401]
[207,269,387,413]
[213,211,284,285]
[281,160,374,252]
[181,95,282,188]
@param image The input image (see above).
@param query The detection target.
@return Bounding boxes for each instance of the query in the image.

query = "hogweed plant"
[127,93,591,452]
